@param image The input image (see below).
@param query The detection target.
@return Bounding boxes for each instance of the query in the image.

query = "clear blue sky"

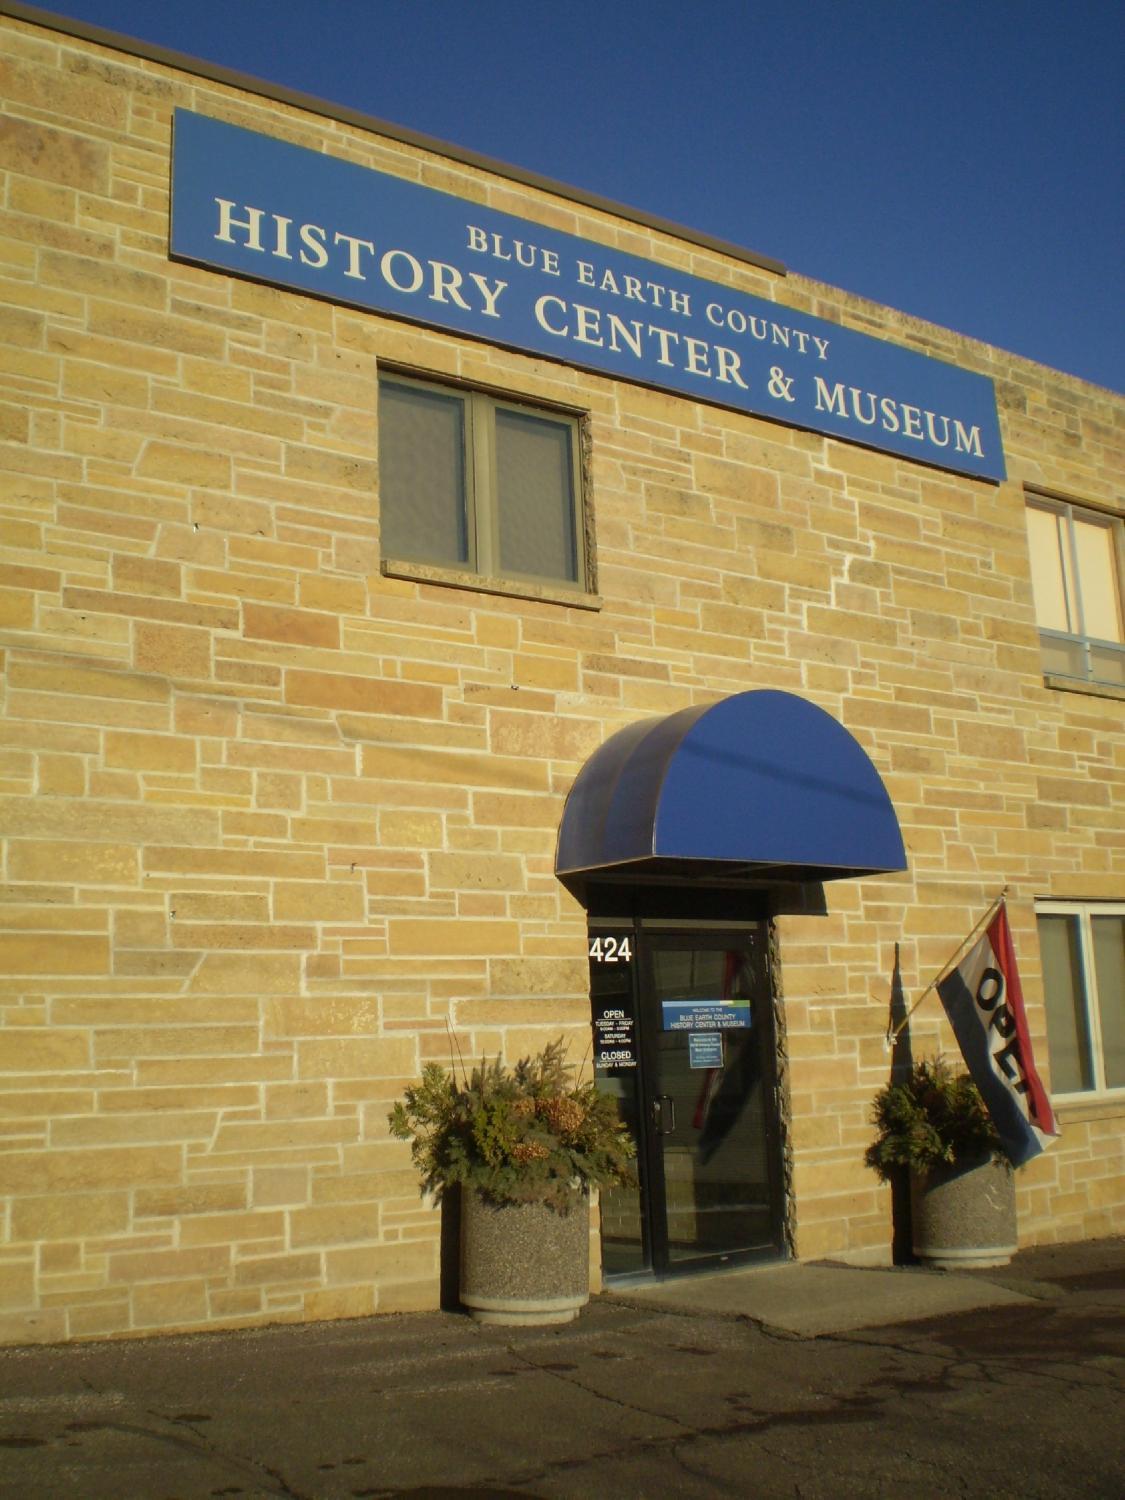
[22,0,1125,393]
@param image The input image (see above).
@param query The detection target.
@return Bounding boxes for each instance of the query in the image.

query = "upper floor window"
[378,373,586,591]
[1026,496,1124,689]
[1036,902,1124,1099]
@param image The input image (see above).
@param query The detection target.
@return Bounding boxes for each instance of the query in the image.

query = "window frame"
[1036,900,1125,1104]
[1025,493,1125,690]
[378,369,590,596]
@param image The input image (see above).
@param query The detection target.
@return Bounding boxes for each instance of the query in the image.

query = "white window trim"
[1026,494,1125,690]
[1036,899,1125,1104]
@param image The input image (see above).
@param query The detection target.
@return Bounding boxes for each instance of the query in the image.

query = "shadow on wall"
[887,943,916,1265]
[440,1184,462,1311]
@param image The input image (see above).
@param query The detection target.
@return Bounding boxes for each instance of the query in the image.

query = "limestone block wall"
[0,11,1122,1342]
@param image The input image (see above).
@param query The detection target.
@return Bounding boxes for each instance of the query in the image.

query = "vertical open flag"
[936,903,1059,1167]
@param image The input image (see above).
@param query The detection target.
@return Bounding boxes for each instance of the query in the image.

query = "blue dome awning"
[555,690,907,893]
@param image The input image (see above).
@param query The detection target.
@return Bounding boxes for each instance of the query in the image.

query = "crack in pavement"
[41,1414,316,1500]
[455,1338,981,1495]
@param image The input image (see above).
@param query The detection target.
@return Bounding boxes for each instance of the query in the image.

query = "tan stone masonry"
[0,10,1122,1343]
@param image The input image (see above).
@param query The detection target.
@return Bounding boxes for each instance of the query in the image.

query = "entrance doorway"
[589,921,787,1279]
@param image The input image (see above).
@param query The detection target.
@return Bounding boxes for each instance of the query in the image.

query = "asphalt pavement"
[1,1237,1121,1499]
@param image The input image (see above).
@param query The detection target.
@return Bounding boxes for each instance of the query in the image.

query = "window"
[1036,902,1125,1098]
[378,373,585,591]
[1026,496,1125,688]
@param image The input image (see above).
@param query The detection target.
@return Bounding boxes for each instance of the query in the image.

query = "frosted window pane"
[496,409,577,582]
[1092,916,1125,1089]
[1089,643,1125,686]
[1038,914,1093,1092]
[379,382,468,567]
[1074,518,1123,643]
[1039,635,1086,678]
[1026,507,1071,633]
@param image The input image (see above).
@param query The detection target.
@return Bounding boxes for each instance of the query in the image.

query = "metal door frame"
[590,916,789,1280]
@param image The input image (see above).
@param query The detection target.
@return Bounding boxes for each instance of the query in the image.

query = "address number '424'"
[589,935,632,964]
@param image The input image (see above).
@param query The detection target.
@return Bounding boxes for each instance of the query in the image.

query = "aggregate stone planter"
[910,1154,1017,1269]
[460,1188,590,1325]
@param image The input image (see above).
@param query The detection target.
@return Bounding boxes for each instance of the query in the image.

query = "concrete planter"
[910,1154,1017,1269]
[460,1188,590,1325]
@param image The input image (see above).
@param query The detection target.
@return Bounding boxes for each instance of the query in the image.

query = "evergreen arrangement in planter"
[865,1057,1002,1182]
[390,1038,636,1323]
[389,1037,636,1210]
[866,1057,1016,1269]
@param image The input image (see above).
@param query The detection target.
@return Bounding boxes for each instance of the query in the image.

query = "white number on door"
[589,935,633,964]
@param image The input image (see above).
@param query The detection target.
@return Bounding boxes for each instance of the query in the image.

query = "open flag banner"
[936,903,1059,1167]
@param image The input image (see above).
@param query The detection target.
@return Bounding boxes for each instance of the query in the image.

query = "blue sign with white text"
[170,111,1006,481]
[689,1033,725,1069]
[662,998,751,1032]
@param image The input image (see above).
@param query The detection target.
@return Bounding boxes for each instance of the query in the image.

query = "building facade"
[0,5,1122,1345]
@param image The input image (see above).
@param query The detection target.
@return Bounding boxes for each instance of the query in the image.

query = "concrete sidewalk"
[609,1257,1036,1336]
[606,1236,1125,1336]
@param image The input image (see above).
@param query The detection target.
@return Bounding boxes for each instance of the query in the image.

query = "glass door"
[591,923,785,1278]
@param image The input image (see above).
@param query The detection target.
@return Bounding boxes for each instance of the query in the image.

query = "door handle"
[653,1095,676,1135]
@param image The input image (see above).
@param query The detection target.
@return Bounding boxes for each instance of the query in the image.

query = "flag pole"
[884,886,1009,1048]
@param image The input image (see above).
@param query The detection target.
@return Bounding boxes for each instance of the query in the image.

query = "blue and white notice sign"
[170,111,1006,481]
[662,998,751,1032]
[689,1033,724,1069]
